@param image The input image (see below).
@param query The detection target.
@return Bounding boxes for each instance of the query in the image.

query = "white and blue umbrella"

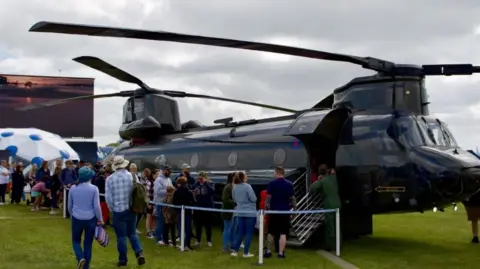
[0,128,79,167]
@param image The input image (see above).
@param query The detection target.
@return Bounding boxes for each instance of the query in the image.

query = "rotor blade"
[73,56,150,89]
[15,91,134,111]
[30,21,395,73]
[158,90,297,113]
[422,64,480,76]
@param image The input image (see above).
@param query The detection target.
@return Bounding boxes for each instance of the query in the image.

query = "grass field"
[342,207,480,269]
[2,201,479,269]
[0,203,338,269]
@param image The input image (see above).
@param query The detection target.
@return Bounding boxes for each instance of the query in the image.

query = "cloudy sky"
[2,0,480,149]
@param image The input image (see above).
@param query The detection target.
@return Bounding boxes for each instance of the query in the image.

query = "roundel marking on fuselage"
[274,148,286,165]
[228,151,238,167]
[190,153,199,168]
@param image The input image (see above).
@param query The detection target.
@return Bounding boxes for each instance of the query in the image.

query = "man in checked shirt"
[105,156,146,267]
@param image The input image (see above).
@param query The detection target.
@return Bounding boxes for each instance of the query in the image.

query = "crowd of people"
[0,156,339,269]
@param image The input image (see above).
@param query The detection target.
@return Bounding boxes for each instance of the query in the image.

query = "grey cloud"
[2,0,480,149]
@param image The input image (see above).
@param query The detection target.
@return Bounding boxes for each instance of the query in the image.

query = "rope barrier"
[61,187,341,263]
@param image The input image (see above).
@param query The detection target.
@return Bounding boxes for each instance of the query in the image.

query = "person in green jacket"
[309,164,342,251]
[221,173,236,252]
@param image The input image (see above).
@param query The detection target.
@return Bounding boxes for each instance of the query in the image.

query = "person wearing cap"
[176,164,195,188]
[105,156,146,267]
[154,165,173,245]
[192,171,215,247]
[68,166,103,269]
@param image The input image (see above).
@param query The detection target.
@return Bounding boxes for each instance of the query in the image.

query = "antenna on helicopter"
[214,117,234,126]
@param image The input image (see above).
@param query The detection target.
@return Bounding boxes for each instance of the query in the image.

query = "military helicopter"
[20,21,480,245]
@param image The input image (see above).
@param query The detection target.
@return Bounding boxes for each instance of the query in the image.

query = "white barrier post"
[63,188,67,219]
[180,205,185,252]
[335,208,340,257]
[257,210,265,265]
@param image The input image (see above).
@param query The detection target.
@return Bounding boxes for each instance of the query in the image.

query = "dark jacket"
[60,168,77,186]
[173,186,195,215]
[50,174,61,193]
[36,169,50,183]
[192,181,215,208]
[221,183,235,220]
[93,175,106,202]
[12,172,26,189]
[175,172,195,188]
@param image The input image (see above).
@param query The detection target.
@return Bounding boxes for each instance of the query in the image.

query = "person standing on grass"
[231,171,257,258]
[192,171,215,248]
[105,156,146,267]
[10,162,25,205]
[68,166,103,269]
[221,172,236,252]
[172,176,196,251]
[129,163,144,234]
[61,160,77,219]
[0,160,9,205]
[463,191,480,243]
[265,166,296,258]
[154,165,173,245]
[143,168,157,239]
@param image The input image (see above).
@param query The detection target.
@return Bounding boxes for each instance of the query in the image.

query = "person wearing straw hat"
[105,156,146,267]
[68,166,103,269]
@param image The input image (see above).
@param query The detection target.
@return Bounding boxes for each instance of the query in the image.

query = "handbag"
[94,225,109,247]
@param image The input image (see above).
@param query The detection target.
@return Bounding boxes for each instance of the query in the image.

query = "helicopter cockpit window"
[396,117,423,147]
[417,118,458,147]
[334,83,393,110]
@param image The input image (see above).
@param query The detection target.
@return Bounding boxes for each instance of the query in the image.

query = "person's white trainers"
[0,202,4,205]
[240,243,245,249]
[192,241,200,247]
[49,210,59,215]
[243,253,255,258]
[207,242,213,247]
[230,252,238,257]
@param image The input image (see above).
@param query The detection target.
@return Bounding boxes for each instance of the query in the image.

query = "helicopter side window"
[334,83,393,110]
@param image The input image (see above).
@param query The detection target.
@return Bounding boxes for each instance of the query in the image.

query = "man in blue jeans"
[154,165,173,245]
[105,156,145,267]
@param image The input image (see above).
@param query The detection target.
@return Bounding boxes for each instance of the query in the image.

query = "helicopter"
[19,21,480,246]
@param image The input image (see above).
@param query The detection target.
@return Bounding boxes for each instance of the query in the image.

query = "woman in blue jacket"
[231,171,257,258]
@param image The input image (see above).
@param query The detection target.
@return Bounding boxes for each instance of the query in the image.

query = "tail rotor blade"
[73,56,150,89]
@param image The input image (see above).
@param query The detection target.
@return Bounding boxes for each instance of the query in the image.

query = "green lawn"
[0,203,338,269]
[342,207,480,269]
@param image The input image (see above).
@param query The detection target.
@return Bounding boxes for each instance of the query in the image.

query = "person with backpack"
[105,156,146,267]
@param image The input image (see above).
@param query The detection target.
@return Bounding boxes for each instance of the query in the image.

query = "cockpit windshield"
[417,117,458,147]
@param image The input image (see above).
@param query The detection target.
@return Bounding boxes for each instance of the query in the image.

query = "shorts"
[466,206,480,221]
[31,191,41,198]
[268,214,291,236]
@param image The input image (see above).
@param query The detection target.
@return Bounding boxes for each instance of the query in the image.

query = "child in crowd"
[259,189,270,253]
[162,186,178,247]
[30,176,51,211]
